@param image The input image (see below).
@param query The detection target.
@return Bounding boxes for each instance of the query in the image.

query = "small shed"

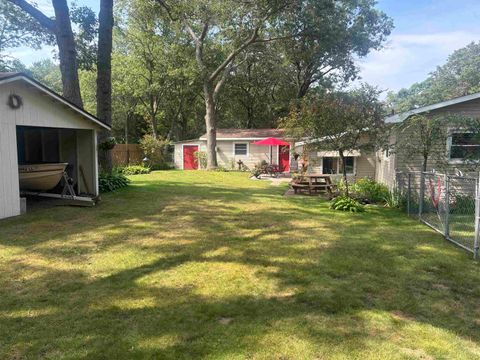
[0,72,111,220]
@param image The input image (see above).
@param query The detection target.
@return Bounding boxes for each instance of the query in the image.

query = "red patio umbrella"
[252,137,289,164]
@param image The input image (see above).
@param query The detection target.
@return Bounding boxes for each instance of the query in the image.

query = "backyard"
[1,171,480,359]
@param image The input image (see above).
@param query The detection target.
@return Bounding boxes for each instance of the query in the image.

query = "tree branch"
[209,27,259,83]
[7,0,55,32]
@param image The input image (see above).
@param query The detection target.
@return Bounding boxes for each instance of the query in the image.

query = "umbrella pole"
[270,146,273,164]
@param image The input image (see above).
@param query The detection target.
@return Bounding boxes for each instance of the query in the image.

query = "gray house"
[377,92,480,188]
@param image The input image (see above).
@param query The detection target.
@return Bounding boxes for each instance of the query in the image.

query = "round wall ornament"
[7,94,23,109]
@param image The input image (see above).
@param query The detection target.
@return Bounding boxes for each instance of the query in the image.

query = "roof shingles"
[199,128,285,140]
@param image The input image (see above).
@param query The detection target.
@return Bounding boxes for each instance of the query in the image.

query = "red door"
[279,145,290,172]
[183,145,198,170]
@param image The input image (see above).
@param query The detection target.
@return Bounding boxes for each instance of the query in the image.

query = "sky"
[7,0,480,95]
[357,0,480,93]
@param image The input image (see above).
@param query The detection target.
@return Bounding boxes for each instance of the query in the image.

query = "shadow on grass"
[0,171,479,359]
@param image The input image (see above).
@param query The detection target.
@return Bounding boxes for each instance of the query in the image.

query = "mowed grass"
[1,171,479,360]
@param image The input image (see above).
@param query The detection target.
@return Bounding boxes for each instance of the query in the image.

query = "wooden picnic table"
[290,174,337,195]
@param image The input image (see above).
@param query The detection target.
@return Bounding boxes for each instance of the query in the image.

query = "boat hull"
[19,163,68,191]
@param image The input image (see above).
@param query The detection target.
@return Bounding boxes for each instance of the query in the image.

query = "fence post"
[419,172,424,219]
[407,173,411,216]
[444,174,450,238]
[474,173,480,259]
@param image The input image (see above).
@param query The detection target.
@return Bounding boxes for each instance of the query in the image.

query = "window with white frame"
[322,157,355,174]
[449,132,480,161]
[234,143,248,156]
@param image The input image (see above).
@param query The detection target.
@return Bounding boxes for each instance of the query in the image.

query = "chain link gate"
[396,171,480,259]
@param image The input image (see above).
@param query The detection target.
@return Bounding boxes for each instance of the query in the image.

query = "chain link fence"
[396,171,480,258]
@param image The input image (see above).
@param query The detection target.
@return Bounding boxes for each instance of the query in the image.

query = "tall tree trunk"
[96,0,114,173]
[8,0,83,107]
[423,155,428,172]
[150,114,158,139]
[339,150,349,196]
[52,0,82,107]
[204,83,217,169]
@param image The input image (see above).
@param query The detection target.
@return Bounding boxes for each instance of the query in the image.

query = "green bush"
[214,166,229,172]
[251,166,262,178]
[330,195,365,212]
[383,189,406,208]
[352,178,389,203]
[99,172,130,193]
[451,195,475,214]
[119,165,151,175]
[194,151,207,169]
[139,135,171,169]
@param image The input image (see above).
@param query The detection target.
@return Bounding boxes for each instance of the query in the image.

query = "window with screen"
[322,156,354,174]
[450,133,480,161]
[322,157,338,174]
[234,143,248,156]
[340,157,355,174]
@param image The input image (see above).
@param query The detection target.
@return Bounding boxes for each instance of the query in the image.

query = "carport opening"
[16,125,97,211]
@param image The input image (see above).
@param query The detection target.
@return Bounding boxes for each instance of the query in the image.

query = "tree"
[396,115,446,172]
[8,0,83,106]
[156,0,296,169]
[220,45,294,129]
[281,85,384,195]
[96,0,114,172]
[113,0,201,140]
[0,0,52,71]
[279,0,393,98]
[27,59,62,92]
[387,42,480,112]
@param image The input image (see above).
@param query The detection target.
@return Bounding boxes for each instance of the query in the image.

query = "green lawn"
[1,171,479,360]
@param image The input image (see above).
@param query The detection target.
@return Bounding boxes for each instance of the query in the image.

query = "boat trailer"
[21,172,98,207]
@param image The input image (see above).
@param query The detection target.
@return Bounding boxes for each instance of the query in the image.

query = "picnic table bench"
[290,175,337,195]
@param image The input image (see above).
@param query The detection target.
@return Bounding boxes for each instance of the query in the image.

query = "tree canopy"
[281,85,385,194]
[3,0,393,161]
[387,42,480,112]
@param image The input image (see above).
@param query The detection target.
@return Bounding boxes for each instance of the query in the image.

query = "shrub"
[251,166,262,178]
[383,189,406,208]
[194,151,207,169]
[352,178,389,203]
[215,166,229,172]
[139,135,170,169]
[120,165,151,175]
[98,137,116,151]
[330,195,365,212]
[99,172,130,193]
[451,195,475,214]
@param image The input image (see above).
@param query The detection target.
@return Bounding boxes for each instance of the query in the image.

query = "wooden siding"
[376,151,397,189]
[174,140,284,170]
[77,130,96,195]
[174,141,206,169]
[295,143,375,178]
[0,117,20,219]
[3,81,103,130]
[0,80,100,219]
[376,97,480,187]
[217,141,279,169]
[396,98,480,174]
